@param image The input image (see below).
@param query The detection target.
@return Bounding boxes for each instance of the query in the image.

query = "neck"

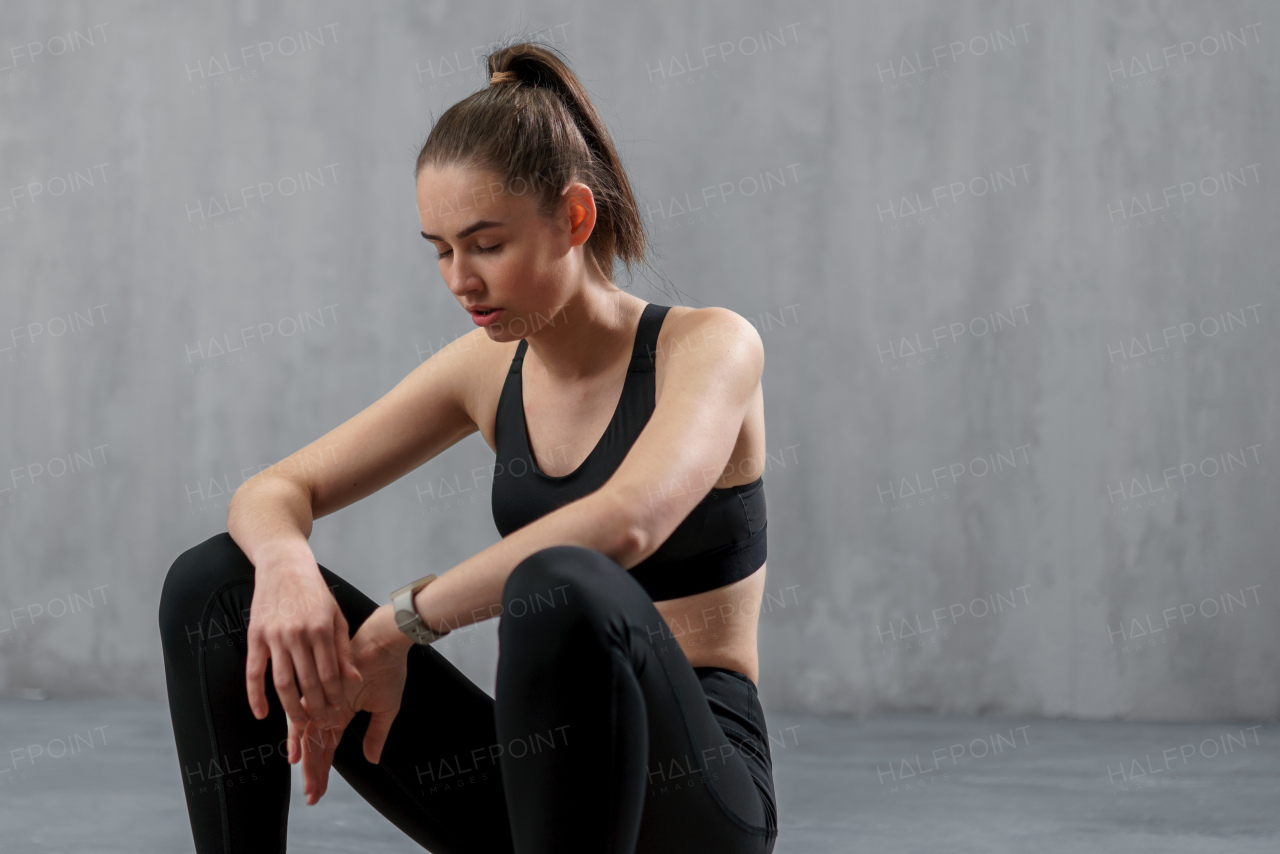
[525,287,646,383]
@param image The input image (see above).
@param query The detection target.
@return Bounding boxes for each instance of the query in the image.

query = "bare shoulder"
[450,327,522,454]
[649,304,767,490]
[655,305,764,374]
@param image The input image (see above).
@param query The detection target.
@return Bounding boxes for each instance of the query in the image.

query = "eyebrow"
[421,220,504,242]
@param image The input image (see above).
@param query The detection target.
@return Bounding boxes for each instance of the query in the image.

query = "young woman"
[159,41,777,854]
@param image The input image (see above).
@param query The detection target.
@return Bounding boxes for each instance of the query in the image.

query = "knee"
[158,531,251,644]
[500,545,621,632]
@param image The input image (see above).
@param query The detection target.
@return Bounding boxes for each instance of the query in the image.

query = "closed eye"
[436,244,501,260]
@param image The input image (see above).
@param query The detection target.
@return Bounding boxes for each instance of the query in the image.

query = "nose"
[443,259,482,300]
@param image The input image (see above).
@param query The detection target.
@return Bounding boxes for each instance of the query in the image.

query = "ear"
[560,182,597,248]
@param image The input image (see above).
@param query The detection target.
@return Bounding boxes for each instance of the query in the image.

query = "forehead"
[416,164,532,230]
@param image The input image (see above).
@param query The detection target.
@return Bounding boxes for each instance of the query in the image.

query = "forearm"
[227,473,316,569]
[411,489,640,636]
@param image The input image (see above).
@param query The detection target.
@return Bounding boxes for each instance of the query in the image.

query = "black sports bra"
[490,302,767,602]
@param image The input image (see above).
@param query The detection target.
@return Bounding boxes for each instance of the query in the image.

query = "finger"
[310,619,344,710]
[333,612,361,682]
[313,724,341,803]
[298,721,311,798]
[303,720,342,805]
[245,630,269,720]
[286,715,301,765]
[363,710,395,765]
[286,634,330,725]
[269,644,307,729]
[300,720,322,801]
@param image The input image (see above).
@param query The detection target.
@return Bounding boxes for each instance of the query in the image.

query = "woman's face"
[416,164,595,341]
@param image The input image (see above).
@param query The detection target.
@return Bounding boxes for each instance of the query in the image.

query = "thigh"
[625,607,778,853]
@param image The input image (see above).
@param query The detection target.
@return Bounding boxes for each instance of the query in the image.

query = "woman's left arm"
[406,487,638,636]
[408,307,763,639]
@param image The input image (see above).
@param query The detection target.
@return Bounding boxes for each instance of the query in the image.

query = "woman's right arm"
[227,326,490,731]
[229,472,353,728]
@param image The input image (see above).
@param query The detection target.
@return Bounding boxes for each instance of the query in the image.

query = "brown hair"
[415,40,649,286]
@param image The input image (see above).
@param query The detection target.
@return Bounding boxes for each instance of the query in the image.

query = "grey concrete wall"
[0,0,1276,720]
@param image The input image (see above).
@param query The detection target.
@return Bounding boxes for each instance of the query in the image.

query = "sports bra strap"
[631,302,670,371]
[508,340,525,374]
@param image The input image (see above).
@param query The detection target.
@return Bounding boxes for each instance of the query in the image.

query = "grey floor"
[1,699,1276,853]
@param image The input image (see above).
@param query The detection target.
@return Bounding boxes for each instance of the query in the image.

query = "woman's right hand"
[244,548,361,741]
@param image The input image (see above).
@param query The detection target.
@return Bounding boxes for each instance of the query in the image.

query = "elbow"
[228,472,262,514]
[596,488,652,569]
[226,476,261,530]
[618,520,651,569]
[228,470,314,527]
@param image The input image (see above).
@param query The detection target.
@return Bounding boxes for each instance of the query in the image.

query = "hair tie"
[490,70,517,86]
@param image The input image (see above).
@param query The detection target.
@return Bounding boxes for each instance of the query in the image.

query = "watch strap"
[391,573,448,645]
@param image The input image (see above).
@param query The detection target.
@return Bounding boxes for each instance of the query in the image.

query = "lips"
[469,306,505,327]
[466,304,499,313]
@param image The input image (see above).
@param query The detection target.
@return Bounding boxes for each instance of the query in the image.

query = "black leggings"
[158,532,778,853]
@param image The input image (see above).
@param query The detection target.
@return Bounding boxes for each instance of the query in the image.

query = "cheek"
[528,247,571,285]
[502,247,543,285]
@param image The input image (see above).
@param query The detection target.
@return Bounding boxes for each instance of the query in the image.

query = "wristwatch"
[391,574,449,645]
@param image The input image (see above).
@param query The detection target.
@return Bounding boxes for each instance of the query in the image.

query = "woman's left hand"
[295,604,412,805]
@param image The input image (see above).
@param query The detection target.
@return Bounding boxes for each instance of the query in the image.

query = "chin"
[484,316,524,340]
